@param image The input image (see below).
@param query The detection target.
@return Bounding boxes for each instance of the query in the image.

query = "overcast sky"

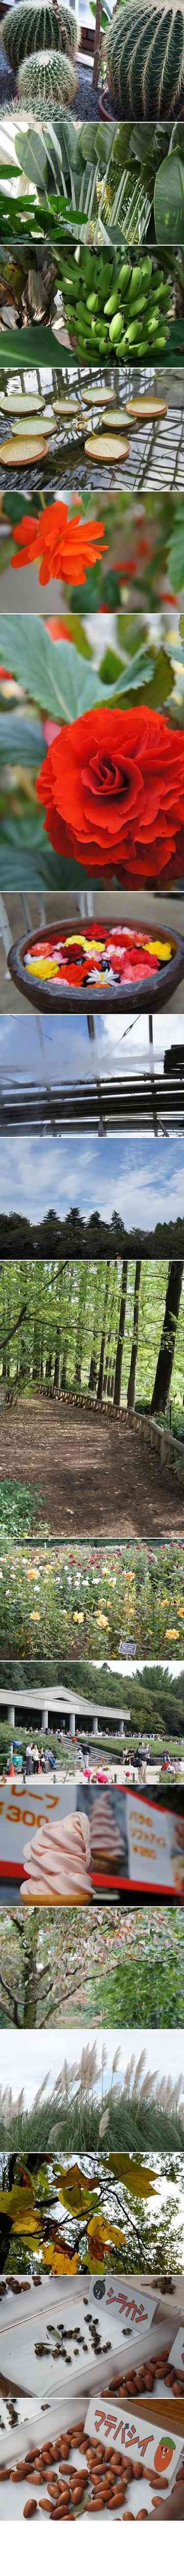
[0,1133,183,1230]
[1,2028,183,2106]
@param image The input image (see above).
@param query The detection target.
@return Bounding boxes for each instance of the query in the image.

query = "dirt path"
[0,1397,183,1538]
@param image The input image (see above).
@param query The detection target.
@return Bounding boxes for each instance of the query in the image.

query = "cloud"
[0,1131,183,1231]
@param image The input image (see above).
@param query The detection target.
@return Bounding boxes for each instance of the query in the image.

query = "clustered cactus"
[18,46,77,104]
[2,1,78,108]
[105,2,184,119]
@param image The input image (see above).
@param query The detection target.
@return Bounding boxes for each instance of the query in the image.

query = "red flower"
[11,501,107,589]
[45,617,72,640]
[36,702,184,883]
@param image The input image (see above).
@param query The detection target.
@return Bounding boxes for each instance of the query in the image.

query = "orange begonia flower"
[11,500,107,589]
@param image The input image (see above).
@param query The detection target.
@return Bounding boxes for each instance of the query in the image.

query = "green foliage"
[98,1935,184,2030]
[0,2090,184,2157]
[0,1480,47,1537]
[105,4,184,119]
[0,614,153,720]
[18,49,77,109]
[154,147,184,240]
[0,1905,183,2030]
[2,2,77,71]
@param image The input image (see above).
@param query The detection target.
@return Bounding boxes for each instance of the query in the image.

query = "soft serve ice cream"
[20,1810,91,1904]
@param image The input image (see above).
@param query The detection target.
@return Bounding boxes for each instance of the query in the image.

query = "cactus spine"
[105,3,184,117]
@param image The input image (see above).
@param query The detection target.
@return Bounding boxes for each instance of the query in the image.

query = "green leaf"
[154,153,184,245]
[99,648,124,684]
[14,128,48,190]
[109,2157,156,2198]
[0,325,77,368]
[0,621,153,722]
[131,647,174,710]
[0,617,103,721]
[0,713,43,765]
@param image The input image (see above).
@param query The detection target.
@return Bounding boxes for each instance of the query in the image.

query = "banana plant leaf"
[154,153,184,245]
[0,325,77,367]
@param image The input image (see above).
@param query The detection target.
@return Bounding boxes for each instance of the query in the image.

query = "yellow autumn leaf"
[12,2214,41,2237]
[108,2158,156,2198]
[87,2216,125,2256]
[43,2244,79,2274]
[0,2185,35,2218]
[56,2162,99,2218]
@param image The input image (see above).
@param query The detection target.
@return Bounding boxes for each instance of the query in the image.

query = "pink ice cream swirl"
[20,1809,92,1904]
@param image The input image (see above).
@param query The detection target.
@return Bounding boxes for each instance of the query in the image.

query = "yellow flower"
[166,1629,179,1639]
[97,1613,109,1627]
[73,1611,84,1624]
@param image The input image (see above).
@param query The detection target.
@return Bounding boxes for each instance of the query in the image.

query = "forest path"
[0,1396,182,1538]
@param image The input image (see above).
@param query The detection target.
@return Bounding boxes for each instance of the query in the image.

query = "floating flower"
[36,703,184,882]
[11,501,107,590]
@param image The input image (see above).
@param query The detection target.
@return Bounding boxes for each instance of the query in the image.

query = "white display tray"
[0,2284,181,2423]
[0,2369,183,2523]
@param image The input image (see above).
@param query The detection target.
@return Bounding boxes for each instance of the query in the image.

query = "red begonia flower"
[36,701,184,883]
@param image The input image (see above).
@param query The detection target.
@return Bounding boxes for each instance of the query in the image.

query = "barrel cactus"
[2,0,77,71]
[105,3,184,117]
[18,45,77,104]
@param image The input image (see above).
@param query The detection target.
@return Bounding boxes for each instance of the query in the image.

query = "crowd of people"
[0,1733,182,1785]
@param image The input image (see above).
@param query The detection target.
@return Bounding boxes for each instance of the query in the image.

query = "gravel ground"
[0,46,15,105]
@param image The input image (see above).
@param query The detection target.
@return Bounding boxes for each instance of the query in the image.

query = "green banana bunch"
[59,248,172,360]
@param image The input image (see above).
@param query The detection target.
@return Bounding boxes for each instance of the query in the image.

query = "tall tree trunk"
[75,1267,87,1392]
[53,1324,61,1396]
[151,1261,183,1416]
[32,1316,41,1384]
[113,1261,128,1408]
[97,1262,110,1402]
[127,1260,142,1411]
[45,1349,53,1390]
[103,1265,117,1400]
[88,1264,102,1394]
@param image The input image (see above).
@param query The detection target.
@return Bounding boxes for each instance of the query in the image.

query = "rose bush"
[37,702,184,880]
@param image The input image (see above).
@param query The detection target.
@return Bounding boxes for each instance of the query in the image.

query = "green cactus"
[2,1,77,72]
[105,3,184,118]
[18,45,77,104]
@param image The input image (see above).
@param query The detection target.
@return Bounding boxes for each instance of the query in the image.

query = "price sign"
[101,2287,158,2330]
[85,2396,184,2487]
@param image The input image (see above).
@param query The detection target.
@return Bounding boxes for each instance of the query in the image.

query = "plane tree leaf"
[108,2157,156,2196]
